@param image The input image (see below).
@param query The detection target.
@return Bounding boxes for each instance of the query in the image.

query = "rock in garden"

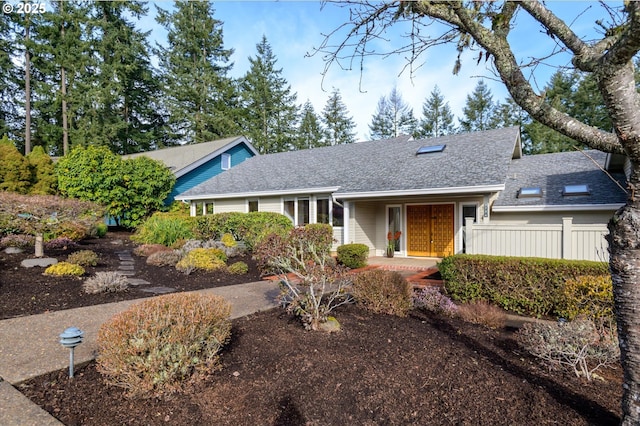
[3,247,23,254]
[21,258,58,268]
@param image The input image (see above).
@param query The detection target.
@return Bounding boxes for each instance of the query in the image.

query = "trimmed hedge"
[194,212,293,250]
[336,243,369,269]
[439,254,609,318]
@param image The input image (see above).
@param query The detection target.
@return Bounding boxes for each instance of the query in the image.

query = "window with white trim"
[248,199,259,212]
[221,153,231,170]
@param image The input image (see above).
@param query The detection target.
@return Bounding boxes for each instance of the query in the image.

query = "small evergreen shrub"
[131,213,194,247]
[96,293,232,398]
[413,286,458,317]
[336,243,369,269]
[351,269,413,317]
[220,233,237,247]
[517,318,619,380]
[175,248,226,275]
[227,261,249,275]
[0,234,34,249]
[44,261,85,277]
[557,275,614,323]
[83,272,129,294]
[133,244,172,257]
[52,221,89,241]
[44,237,78,250]
[146,250,181,267]
[457,301,507,329]
[89,222,108,238]
[67,250,99,267]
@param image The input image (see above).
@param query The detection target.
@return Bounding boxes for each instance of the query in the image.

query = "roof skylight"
[563,184,590,196]
[517,187,542,198]
[416,144,446,155]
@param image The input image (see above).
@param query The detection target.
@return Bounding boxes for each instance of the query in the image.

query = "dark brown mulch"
[0,231,263,320]
[18,305,621,426]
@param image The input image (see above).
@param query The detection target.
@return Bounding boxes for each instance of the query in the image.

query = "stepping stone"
[118,265,135,271]
[119,260,135,266]
[114,270,135,276]
[126,278,150,286]
[21,258,58,268]
[4,247,23,254]
[140,286,175,294]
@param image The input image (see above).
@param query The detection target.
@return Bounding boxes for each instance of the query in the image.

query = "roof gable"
[123,136,257,178]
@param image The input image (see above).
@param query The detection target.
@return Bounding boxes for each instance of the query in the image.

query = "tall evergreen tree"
[240,35,298,153]
[490,97,524,129]
[156,0,239,144]
[368,87,416,139]
[417,86,456,138]
[295,101,324,150]
[321,88,356,145]
[459,80,496,132]
[0,13,19,141]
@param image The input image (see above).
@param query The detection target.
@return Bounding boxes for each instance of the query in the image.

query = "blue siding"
[167,142,255,204]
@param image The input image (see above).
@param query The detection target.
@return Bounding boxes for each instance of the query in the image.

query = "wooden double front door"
[406,204,454,257]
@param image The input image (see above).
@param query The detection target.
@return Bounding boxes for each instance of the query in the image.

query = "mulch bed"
[18,305,621,425]
[0,231,263,320]
[1,231,623,425]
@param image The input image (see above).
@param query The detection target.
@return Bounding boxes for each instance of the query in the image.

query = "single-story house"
[175,127,627,261]
[123,136,258,204]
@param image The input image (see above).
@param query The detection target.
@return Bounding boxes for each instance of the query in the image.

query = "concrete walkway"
[0,280,281,426]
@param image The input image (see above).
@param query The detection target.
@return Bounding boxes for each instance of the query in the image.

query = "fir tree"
[459,80,496,132]
[295,101,324,150]
[417,86,456,138]
[156,0,239,144]
[368,87,416,139]
[322,88,356,145]
[240,35,298,153]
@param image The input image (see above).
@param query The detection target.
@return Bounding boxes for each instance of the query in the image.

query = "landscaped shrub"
[83,272,129,294]
[557,275,614,324]
[146,250,181,267]
[44,237,78,250]
[220,233,237,247]
[457,301,507,329]
[194,211,293,250]
[133,244,172,257]
[44,262,85,277]
[67,250,99,267]
[351,269,413,317]
[336,243,369,269]
[175,248,227,275]
[47,220,89,242]
[516,318,619,380]
[96,293,232,398]
[254,228,353,331]
[413,286,458,317]
[227,261,249,275]
[89,222,108,238]
[0,234,34,249]
[439,255,609,318]
[131,213,195,247]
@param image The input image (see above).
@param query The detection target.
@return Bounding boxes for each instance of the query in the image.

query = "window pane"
[317,199,330,224]
[462,205,477,223]
[221,153,231,170]
[284,200,295,222]
[388,206,401,251]
[298,199,310,225]
[332,201,344,227]
[248,200,258,212]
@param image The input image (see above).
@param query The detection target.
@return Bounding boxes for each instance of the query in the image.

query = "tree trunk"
[608,200,640,425]
[61,66,69,156]
[24,21,32,155]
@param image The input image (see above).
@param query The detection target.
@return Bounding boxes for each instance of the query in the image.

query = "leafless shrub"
[457,300,507,329]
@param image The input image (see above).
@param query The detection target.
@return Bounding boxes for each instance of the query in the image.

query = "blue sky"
[20,1,613,141]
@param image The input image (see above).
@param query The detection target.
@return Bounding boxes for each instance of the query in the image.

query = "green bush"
[83,271,129,294]
[351,269,413,317]
[0,137,32,194]
[26,145,57,195]
[131,213,195,247]
[194,211,293,250]
[96,293,232,398]
[44,261,85,277]
[439,255,610,318]
[228,261,249,275]
[557,275,614,323]
[220,232,237,247]
[67,250,99,267]
[175,248,226,274]
[336,243,369,269]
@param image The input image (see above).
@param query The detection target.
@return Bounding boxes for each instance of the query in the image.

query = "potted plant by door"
[386,231,401,258]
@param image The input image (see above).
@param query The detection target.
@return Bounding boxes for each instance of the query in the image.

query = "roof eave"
[337,185,506,200]
[175,186,342,201]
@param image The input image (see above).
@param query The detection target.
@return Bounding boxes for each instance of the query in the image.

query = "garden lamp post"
[59,326,84,378]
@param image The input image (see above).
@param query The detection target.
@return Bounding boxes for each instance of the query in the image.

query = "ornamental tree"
[318,2,640,423]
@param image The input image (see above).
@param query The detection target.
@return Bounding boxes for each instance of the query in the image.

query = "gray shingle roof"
[177,127,521,200]
[494,150,627,208]
[122,136,253,177]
